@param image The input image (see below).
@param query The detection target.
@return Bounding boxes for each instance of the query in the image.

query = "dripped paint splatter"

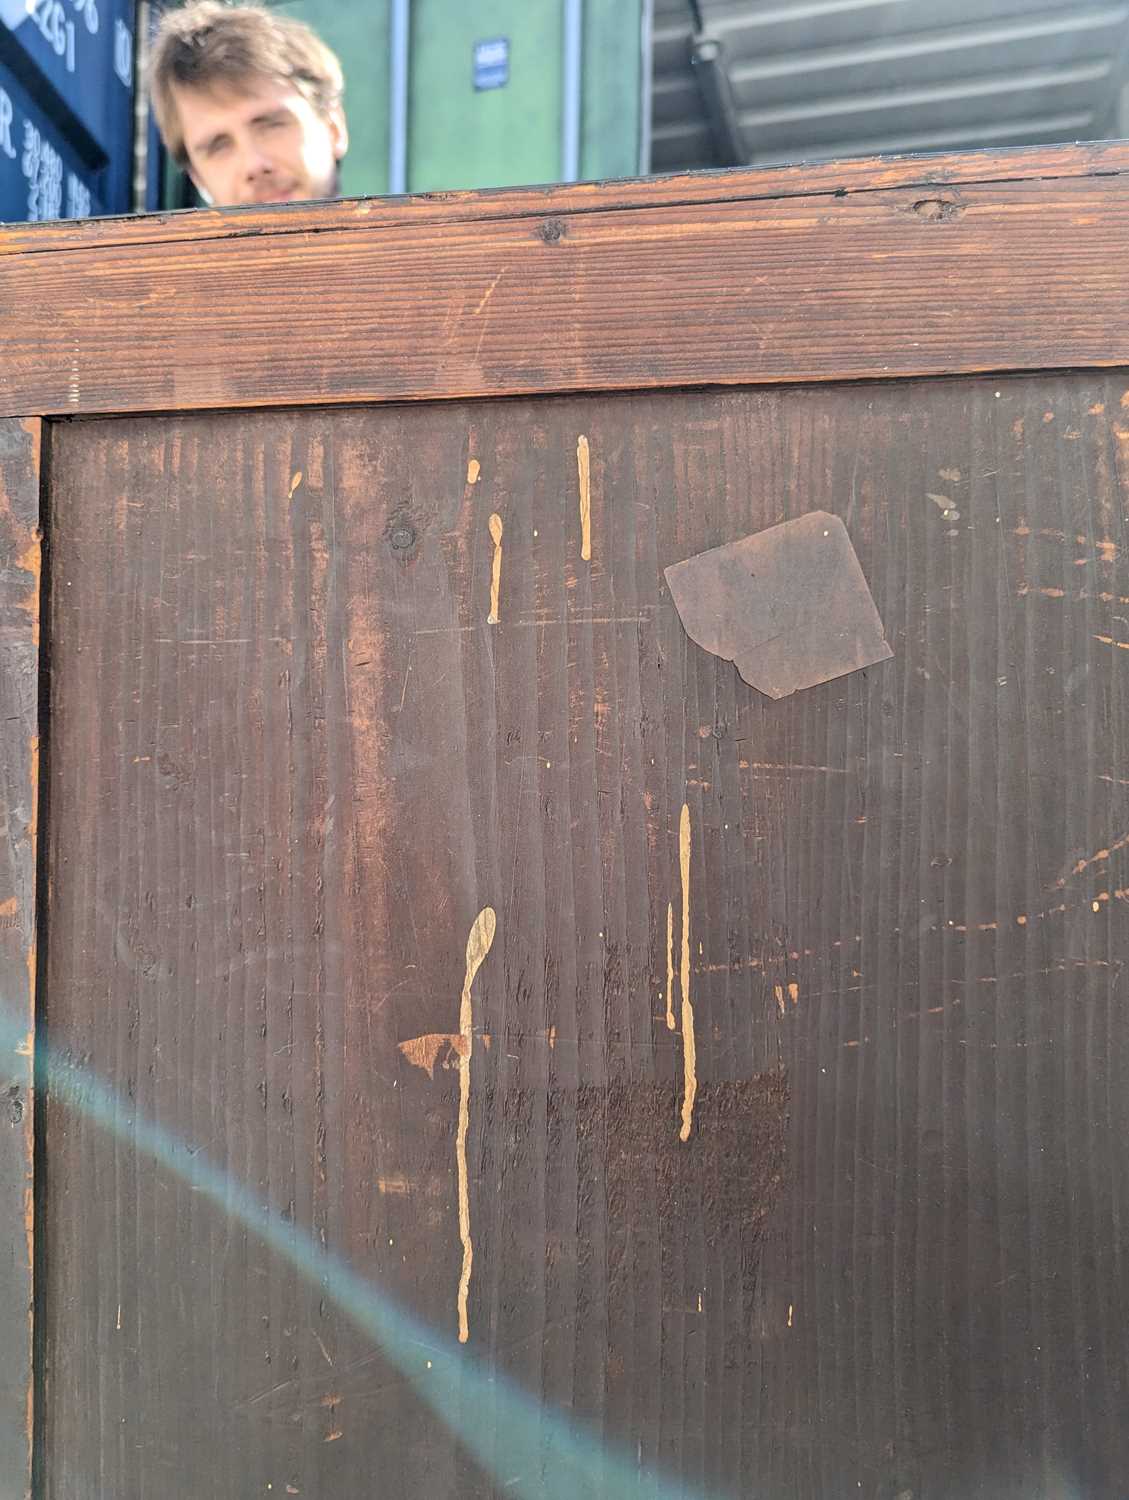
[457,906,497,1342]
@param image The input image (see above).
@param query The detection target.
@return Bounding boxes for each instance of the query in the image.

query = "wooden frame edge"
[0,416,41,1500]
[2,140,1128,419]
[2,138,1127,257]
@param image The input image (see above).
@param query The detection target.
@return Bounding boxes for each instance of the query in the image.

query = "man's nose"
[238,139,274,183]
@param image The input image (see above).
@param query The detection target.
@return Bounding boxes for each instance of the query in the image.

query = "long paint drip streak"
[457,905,496,1342]
[487,513,503,624]
[577,434,591,561]
[679,802,697,1141]
[0,1000,729,1499]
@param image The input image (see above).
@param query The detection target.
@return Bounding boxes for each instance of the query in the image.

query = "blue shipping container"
[0,57,102,219]
[0,0,133,218]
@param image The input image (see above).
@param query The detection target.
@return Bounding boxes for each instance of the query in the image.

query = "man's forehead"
[174,76,305,134]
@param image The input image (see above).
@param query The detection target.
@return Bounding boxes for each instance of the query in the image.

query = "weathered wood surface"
[1,138,1121,255]
[41,374,1129,1497]
[0,418,40,1500]
[2,144,1129,418]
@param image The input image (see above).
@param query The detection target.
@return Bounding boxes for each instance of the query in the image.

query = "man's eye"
[205,139,230,157]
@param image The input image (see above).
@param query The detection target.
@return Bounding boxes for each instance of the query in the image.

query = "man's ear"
[328,103,348,162]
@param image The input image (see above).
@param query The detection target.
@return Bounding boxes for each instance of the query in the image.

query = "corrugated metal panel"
[652,0,1129,170]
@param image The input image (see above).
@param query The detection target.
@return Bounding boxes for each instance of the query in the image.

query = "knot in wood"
[910,197,962,223]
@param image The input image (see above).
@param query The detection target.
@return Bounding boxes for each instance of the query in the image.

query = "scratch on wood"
[679,804,696,1142]
[466,457,481,485]
[1058,828,1129,887]
[473,269,504,316]
[738,760,848,775]
[487,513,504,625]
[288,471,303,500]
[457,906,497,1342]
[577,434,591,562]
[665,901,675,1030]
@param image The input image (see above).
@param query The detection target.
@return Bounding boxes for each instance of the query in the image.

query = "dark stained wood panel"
[0,417,40,1500]
[40,373,1129,1497]
[2,150,1129,419]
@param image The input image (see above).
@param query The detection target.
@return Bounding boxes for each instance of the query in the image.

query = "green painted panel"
[408,0,564,193]
[283,0,642,198]
[288,0,391,198]
[581,0,642,181]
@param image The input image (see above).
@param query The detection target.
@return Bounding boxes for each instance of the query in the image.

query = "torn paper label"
[664,510,892,699]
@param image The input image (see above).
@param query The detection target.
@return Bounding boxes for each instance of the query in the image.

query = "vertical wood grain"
[0,417,40,1500]
[39,374,1129,1497]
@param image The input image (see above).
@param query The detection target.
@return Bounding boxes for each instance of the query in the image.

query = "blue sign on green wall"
[473,36,508,92]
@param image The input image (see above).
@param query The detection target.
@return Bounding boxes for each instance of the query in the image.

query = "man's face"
[173,75,347,206]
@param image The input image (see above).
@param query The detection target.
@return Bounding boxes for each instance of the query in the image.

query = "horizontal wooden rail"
[1,141,1127,417]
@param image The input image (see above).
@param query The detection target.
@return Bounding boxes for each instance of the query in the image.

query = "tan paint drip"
[467,458,481,485]
[487,513,504,625]
[457,906,497,1342]
[577,435,592,561]
[288,471,303,500]
[665,901,675,1030]
[398,1032,467,1080]
[679,804,696,1142]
